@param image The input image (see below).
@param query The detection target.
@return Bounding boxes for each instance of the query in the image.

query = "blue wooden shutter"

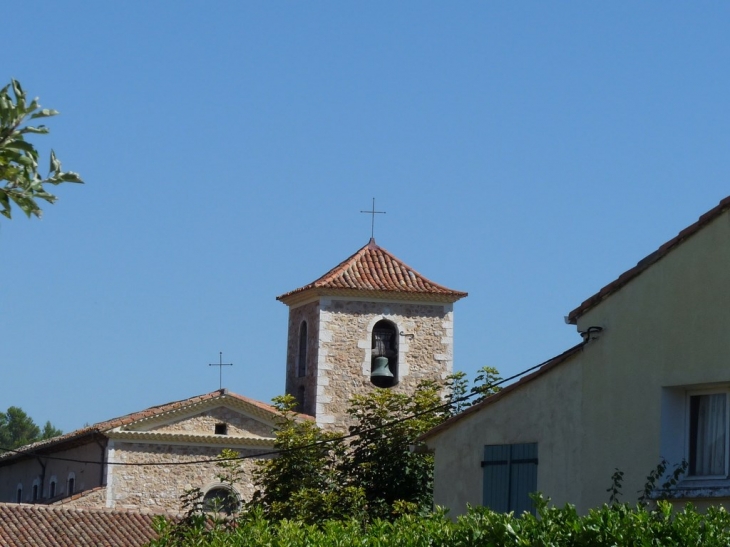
[482,443,538,515]
[510,443,538,515]
[482,444,511,512]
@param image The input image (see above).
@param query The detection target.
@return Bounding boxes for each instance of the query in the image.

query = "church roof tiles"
[0,502,167,547]
[0,389,307,465]
[277,238,467,305]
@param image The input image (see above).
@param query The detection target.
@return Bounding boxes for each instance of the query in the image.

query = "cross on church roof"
[208,352,232,390]
[360,197,386,240]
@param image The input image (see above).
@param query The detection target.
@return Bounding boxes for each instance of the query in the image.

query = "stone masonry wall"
[316,298,454,431]
[51,486,107,509]
[108,441,268,511]
[284,300,320,416]
[153,408,273,437]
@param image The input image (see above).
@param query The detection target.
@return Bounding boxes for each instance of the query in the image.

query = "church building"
[278,237,467,430]
[0,238,467,510]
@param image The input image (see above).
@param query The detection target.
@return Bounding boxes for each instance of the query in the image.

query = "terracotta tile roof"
[0,502,168,547]
[418,342,585,442]
[0,389,309,464]
[277,238,468,305]
[567,196,730,324]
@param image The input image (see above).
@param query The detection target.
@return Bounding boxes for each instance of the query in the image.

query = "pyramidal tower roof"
[277,238,468,306]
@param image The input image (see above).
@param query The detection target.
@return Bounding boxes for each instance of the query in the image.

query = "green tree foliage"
[250,384,444,524]
[341,381,446,520]
[41,421,63,441]
[155,367,502,540]
[248,369,502,524]
[445,365,502,414]
[249,395,366,524]
[0,79,83,219]
[148,499,730,547]
[471,365,502,404]
[0,406,63,450]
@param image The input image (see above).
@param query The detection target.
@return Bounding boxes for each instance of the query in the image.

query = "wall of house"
[0,441,105,504]
[428,351,584,517]
[285,300,321,416]
[428,209,730,516]
[315,297,454,430]
[573,209,730,511]
[107,441,268,511]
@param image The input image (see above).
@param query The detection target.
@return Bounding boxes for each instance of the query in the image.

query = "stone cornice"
[105,430,276,448]
[280,288,464,308]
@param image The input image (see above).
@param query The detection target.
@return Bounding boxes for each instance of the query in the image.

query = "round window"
[202,486,240,514]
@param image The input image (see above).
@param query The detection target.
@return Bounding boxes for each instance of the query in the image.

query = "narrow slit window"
[298,385,306,413]
[298,321,308,377]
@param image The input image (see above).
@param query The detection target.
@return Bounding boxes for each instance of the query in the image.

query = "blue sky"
[2,2,730,433]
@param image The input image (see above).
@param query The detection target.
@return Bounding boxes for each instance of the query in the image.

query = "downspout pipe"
[95,436,108,486]
[35,457,46,502]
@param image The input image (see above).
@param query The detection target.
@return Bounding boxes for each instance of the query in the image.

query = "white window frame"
[685,388,730,480]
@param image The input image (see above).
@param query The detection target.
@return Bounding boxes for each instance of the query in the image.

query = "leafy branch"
[0,79,83,219]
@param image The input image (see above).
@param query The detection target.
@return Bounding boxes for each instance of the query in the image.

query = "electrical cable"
[0,341,585,467]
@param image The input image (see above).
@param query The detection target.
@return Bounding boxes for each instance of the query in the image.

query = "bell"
[371,356,393,378]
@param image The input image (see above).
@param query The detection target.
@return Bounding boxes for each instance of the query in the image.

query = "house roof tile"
[277,238,468,305]
[567,195,730,323]
[0,503,169,547]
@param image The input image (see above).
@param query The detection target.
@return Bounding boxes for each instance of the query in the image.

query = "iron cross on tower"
[360,197,386,239]
[209,352,233,390]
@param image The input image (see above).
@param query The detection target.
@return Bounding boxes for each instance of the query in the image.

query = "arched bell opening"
[370,319,398,388]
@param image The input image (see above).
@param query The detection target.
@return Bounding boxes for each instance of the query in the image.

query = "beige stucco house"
[421,196,730,516]
[0,389,291,511]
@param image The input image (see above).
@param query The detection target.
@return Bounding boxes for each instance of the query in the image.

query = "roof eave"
[0,430,105,466]
[418,343,584,443]
[105,430,276,447]
[277,287,468,307]
[566,196,730,324]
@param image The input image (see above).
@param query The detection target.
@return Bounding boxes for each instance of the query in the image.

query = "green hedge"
[148,497,730,547]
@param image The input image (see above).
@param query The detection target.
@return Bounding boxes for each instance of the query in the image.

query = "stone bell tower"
[276,238,467,430]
